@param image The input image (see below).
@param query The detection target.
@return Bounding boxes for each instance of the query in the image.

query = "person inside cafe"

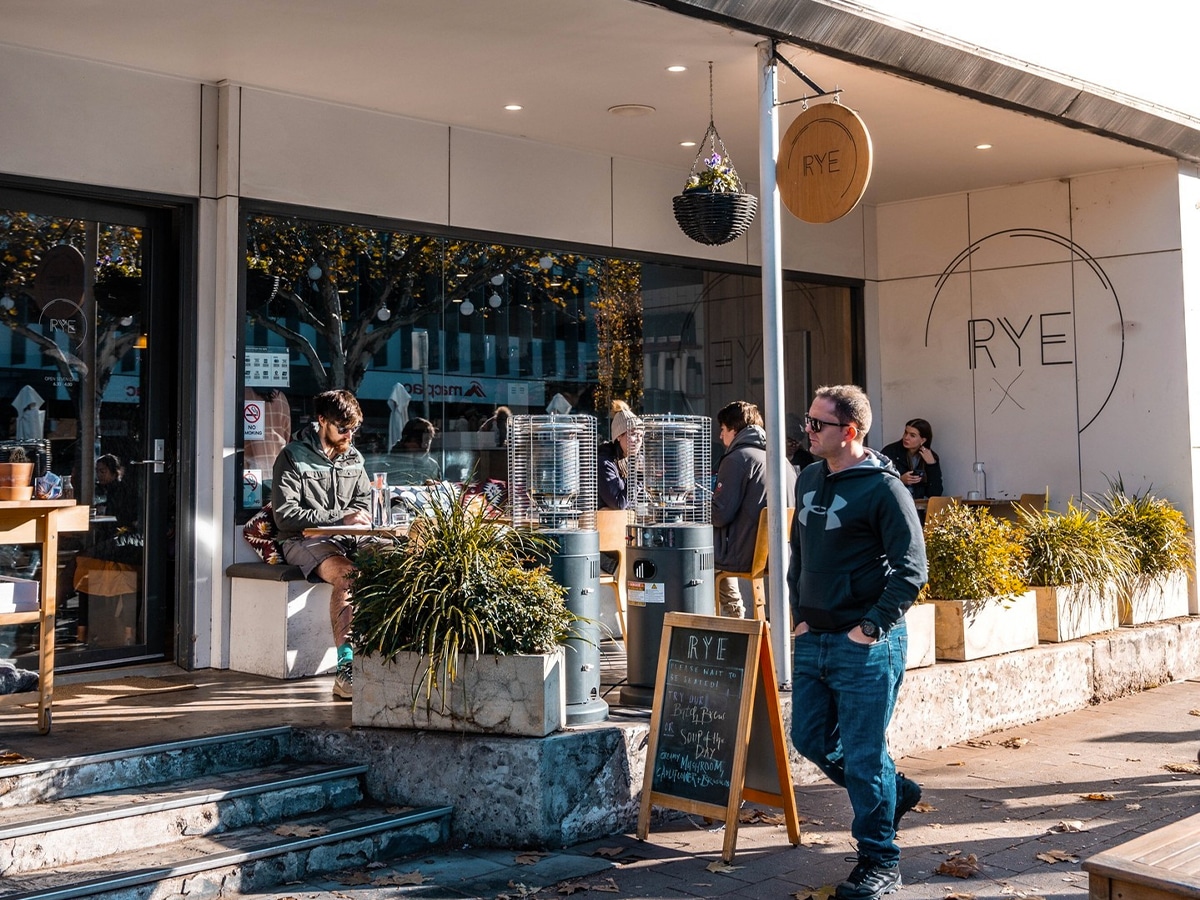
[388,417,441,484]
[881,418,942,501]
[786,412,816,470]
[272,389,372,701]
[712,400,796,618]
[72,453,143,645]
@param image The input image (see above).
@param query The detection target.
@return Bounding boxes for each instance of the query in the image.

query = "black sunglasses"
[334,423,360,435]
[805,414,848,433]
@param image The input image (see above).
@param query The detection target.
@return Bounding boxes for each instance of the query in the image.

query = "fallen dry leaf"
[591,846,626,858]
[706,860,743,874]
[1000,737,1029,749]
[0,751,32,766]
[930,822,944,829]
[1164,762,1200,774]
[374,870,427,886]
[1036,850,1079,864]
[936,853,981,878]
[792,885,836,900]
[947,761,965,767]
[274,824,329,838]
[800,832,831,846]
[500,881,542,898]
[1188,709,1200,716]
[1081,792,1115,801]
[1049,820,1086,833]
[591,877,620,893]
[557,881,590,895]
[945,893,977,900]
[334,870,374,885]
[384,805,415,814]
[515,852,547,866]
[1126,757,1142,762]
[738,808,787,825]
[1126,803,1143,810]
[964,739,993,748]
[914,800,936,814]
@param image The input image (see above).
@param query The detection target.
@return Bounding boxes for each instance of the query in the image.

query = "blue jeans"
[790,623,908,865]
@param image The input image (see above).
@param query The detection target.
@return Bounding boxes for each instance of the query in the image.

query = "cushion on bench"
[226,562,307,582]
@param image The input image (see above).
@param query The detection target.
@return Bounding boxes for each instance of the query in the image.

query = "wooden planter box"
[1120,571,1191,625]
[904,603,936,669]
[929,590,1039,661]
[1034,582,1119,642]
[352,649,566,737]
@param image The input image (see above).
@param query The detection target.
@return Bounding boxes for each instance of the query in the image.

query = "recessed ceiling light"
[976,143,993,150]
[666,65,687,73]
[504,104,523,111]
[680,141,697,147]
[608,104,655,117]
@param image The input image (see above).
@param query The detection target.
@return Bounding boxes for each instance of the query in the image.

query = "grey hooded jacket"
[711,424,797,571]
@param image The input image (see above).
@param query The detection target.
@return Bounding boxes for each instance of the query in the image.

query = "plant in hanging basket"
[673,126,758,246]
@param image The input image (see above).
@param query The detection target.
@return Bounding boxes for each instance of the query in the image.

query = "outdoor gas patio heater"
[619,414,714,708]
[508,414,609,725]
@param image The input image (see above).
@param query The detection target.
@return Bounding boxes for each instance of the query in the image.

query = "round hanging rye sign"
[778,103,872,223]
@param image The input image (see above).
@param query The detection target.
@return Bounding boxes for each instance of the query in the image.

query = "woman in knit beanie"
[598,399,641,510]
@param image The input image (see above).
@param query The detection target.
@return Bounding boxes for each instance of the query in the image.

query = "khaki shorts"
[281,534,380,579]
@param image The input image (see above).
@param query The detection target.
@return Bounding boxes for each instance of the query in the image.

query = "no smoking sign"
[243,401,265,439]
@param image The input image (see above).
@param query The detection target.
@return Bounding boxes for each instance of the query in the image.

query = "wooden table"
[1084,810,1200,900]
[0,500,90,734]
[301,524,408,538]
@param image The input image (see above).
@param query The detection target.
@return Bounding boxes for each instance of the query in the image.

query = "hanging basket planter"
[672,120,757,246]
[673,191,758,246]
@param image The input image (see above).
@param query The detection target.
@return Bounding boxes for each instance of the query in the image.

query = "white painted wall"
[872,163,1192,521]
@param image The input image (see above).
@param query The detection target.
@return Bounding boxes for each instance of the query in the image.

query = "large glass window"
[238,210,858,513]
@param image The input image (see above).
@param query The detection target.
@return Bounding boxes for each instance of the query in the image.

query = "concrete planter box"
[904,603,936,669]
[1035,582,1119,642]
[353,649,566,737]
[1120,572,1191,625]
[930,590,1039,661]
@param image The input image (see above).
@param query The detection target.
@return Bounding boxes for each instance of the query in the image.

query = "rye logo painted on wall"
[923,228,1124,434]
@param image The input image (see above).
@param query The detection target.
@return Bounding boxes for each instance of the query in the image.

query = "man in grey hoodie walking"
[711,400,797,618]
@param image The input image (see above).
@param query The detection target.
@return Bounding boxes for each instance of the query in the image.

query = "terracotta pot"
[0,462,34,501]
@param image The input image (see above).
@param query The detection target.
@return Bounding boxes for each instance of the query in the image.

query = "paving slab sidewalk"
[253,676,1200,900]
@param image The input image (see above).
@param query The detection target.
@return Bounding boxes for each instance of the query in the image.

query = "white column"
[758,41,792,684]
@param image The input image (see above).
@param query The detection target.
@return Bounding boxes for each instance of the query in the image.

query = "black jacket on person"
[880,440,943,499]
[598,439,628,510]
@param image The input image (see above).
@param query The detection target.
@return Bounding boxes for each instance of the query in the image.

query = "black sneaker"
[894,773,922,831]
[836,858,902,900]
[332,659,353,701]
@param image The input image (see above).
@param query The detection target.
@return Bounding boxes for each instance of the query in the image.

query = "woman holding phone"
[882,417,943,500]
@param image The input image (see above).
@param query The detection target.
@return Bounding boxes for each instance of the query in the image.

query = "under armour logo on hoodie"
[799,490,847,529]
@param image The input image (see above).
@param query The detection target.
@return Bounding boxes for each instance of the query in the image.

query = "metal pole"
[758,40,792,687]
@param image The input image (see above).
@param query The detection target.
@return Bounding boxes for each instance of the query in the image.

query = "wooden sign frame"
[637,612,799,862]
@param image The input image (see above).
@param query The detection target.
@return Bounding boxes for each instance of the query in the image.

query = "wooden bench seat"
[226,562,336,680]
[1084,810,1200,900]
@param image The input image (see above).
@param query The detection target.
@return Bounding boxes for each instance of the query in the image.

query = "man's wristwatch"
[859,619,881,639]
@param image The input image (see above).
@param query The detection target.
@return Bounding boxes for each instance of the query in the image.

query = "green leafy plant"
[1018,500,1136,596]
[924,501,1028,603]
[1095,476,1194,588]
[350,486,573,709]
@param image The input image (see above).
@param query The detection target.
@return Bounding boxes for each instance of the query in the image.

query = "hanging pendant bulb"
[488,293,502,308]
[460,299,475,316]
[377,307,391,321]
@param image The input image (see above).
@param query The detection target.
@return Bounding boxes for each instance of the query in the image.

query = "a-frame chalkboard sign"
[636,612,800,862]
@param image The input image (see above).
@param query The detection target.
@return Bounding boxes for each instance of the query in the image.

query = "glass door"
[0,187,179,669]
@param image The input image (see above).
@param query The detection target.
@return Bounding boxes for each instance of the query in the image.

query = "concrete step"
[0,727,294,807]
[0,760,369,875]
[0,803,454,900]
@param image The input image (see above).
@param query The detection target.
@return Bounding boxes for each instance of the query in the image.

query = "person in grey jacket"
[711,400,797,618]
[273,389,372,701]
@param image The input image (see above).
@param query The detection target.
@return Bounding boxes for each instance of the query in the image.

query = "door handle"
[130,438,166,473]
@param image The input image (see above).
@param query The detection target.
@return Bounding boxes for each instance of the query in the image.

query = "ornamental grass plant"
[924,500,1027,604]
[350,486,573,708]
[1095,476,1194,589]
[1017,500,1136,596]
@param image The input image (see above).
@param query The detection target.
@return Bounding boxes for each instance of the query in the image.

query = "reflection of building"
[2,2,1199,677]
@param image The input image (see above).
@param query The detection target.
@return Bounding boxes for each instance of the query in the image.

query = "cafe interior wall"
[872,161,1198,570]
